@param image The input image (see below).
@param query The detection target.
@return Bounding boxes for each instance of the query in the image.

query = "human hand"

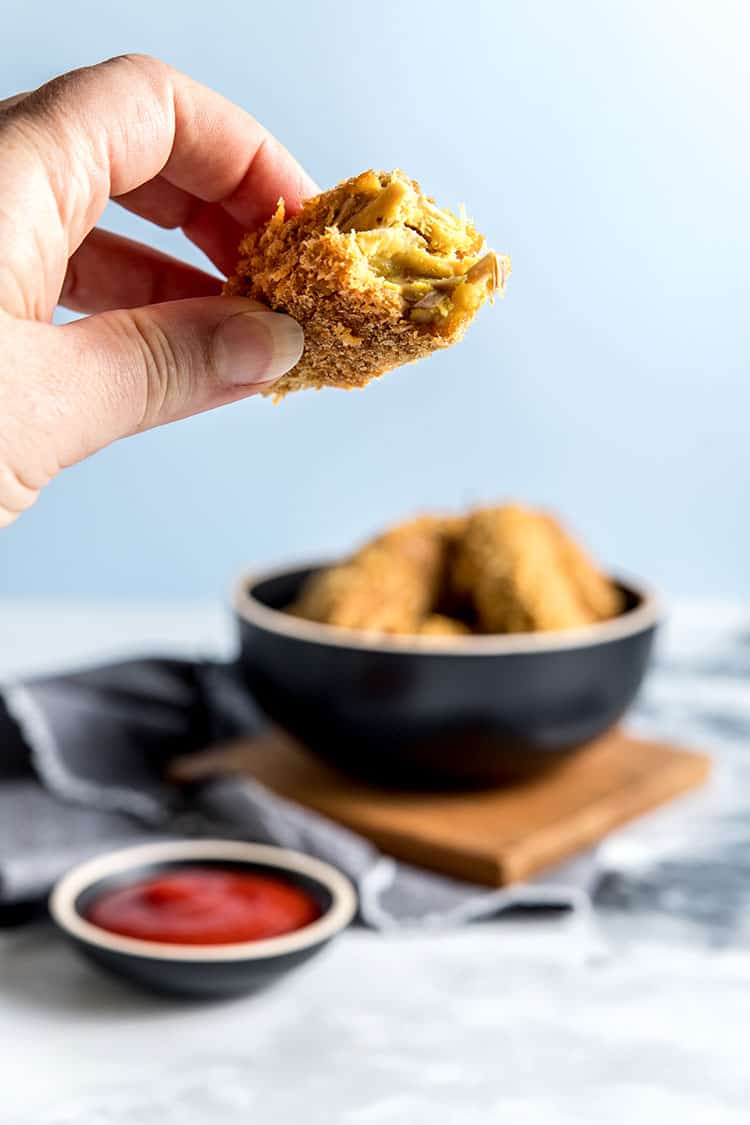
[0,54,313,526]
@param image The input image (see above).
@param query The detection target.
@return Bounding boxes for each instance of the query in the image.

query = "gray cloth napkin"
[0,658,600,929]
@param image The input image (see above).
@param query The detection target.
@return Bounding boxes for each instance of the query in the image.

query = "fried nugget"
[369,514,466,586]
[418,614,472,637]
[451,505,623,634]
[225,170,510,398]
[291,551,425,634]
[292,515,463,635]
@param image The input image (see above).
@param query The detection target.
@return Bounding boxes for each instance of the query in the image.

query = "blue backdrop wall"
[2,0,748,598]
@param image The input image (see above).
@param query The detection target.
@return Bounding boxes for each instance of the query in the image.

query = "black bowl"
[49,840,357,998]
[234,563,661,787]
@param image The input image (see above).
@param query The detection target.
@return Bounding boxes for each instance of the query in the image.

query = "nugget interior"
[334,171,501,334]
[226,170,510,397]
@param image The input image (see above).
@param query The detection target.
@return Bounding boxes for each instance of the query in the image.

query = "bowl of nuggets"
[234,503,660,787]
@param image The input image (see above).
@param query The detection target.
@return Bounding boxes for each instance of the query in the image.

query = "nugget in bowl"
[291,515,464,635]
[452,505,624,634]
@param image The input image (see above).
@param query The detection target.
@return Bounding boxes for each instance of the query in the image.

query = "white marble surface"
[1,600,749,1122]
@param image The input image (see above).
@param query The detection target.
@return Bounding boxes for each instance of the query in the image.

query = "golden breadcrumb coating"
[419,614,472,637]
[290,552,424,634]
[291,515,464,635]
[539,514,624,622]
[225,170,510,398]
[452,505,624,634]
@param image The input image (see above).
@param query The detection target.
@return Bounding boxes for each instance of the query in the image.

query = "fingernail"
[213,310,304,387]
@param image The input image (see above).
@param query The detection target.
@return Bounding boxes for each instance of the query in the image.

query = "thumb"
[52,296,303,459]
[0,297,303,525]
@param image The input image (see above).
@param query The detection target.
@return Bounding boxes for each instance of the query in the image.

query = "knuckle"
[0,461,40,525]
[117,310,181,428]
[102,54,175,135]
[59,255,81,310]
[109,52,156,70]
[108,53,170,85]
[0,502,23,529]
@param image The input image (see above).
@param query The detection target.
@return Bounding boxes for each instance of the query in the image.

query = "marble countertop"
[1,600,749,1122]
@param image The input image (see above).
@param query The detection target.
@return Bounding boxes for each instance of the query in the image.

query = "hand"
[0,54,313,526]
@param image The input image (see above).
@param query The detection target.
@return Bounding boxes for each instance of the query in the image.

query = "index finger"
[0,54,316,315]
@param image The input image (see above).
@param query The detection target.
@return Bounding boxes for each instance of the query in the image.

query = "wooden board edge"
[500,749,712,885]
[329,821,505,887]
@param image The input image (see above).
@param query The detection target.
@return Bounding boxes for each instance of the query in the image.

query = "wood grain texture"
[172,731,711,887]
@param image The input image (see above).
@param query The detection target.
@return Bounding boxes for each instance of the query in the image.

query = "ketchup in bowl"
[85,867,321,945]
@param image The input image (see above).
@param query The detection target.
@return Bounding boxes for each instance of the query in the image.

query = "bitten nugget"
[292,515,463,635]
[225,170,510,398]
[452,505,624,634]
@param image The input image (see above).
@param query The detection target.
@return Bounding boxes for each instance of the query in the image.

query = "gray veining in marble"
[596,605,750,952]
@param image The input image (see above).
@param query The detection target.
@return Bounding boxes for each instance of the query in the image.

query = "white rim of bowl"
[49,840,358,962]
[232,562,663,656]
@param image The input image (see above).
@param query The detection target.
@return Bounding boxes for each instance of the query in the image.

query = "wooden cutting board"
[172,731,711,887]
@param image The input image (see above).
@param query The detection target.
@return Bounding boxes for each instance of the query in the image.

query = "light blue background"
[2,0,748,599]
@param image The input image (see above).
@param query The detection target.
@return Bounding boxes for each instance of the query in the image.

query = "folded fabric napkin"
[0,658,600,929]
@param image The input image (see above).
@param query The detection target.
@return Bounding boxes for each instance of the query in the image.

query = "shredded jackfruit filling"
[333,174,499,325]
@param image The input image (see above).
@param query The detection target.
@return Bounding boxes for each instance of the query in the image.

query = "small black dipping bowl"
[49,840,357,998]
[234,563,661,787]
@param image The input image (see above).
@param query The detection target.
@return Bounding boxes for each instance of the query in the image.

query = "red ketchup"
[86,867,321,945]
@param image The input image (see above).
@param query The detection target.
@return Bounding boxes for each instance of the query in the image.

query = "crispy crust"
[291,515,464,635]
[452,505,624,633]
[225,170,509,398]
[419,614,472,637]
